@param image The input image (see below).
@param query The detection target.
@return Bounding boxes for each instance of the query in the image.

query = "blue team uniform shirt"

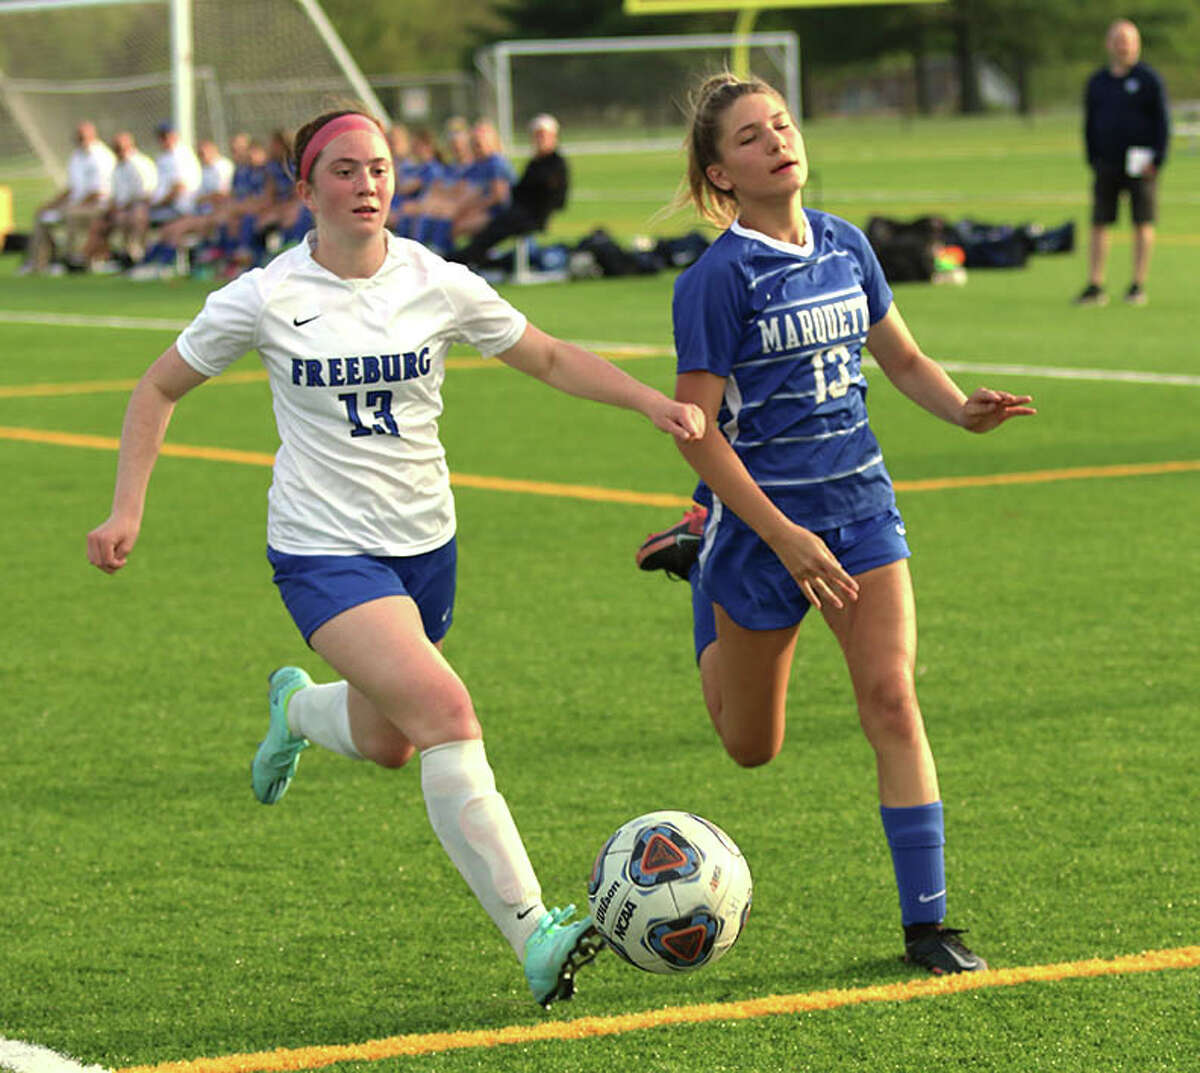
[465,153,516,217]
[464,153,516,191]
[415,159,447,189]
[391,158,425,207]
[674,210,895,533]
[231,162,266,201]
[265,159,293,202]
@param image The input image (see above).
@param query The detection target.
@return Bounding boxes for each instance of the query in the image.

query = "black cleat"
[903,925,988,975]
[1124,282,1148,306]
[636,505,707,580]
[1072,283,1108,307]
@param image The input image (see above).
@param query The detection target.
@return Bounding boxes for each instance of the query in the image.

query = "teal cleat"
[523,904,604,1009]
[252,667,313,805]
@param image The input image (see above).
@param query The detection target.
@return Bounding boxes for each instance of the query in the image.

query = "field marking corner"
[0,1039,110,1073]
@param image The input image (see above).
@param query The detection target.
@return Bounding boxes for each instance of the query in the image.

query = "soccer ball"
[587,810,752,974]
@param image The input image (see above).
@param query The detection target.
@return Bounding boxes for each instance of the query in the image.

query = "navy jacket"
[1084,61,1170,170]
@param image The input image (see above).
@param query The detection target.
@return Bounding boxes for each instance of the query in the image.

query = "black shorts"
[1092,165,1157,226]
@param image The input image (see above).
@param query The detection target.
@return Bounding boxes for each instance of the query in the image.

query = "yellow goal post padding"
[625,0,945,12]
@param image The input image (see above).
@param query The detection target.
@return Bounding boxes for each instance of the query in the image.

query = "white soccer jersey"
[66,141,116,203]
[153,143,202,211]
[175,233,527,557]
[199,155,234,198]
[111,152,157,207]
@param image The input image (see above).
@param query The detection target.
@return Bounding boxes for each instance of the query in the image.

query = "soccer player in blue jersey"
[636,73,1035,974]
[452,119,517,242]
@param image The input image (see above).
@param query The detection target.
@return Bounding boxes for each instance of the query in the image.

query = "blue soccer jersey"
[464,153,517,192]
[415,159,447,190]
[673,210,896,532]
[265,159,293,202]
[231,162,266,201]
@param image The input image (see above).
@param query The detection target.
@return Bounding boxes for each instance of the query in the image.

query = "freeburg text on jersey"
[290,348,433,388]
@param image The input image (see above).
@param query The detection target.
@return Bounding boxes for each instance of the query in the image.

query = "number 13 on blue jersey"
[811,345,852,405]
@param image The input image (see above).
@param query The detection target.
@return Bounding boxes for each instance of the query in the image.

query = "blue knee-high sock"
[880,801,946,926]
[689,561,717,663]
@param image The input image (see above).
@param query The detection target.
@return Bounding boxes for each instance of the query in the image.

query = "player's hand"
[772,524,860,611]
[652,398,706,442]
[959,387,1036,433]
[87,514,141,574]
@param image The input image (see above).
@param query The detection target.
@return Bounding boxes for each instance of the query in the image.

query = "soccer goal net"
[476,32,800,155]
[0,0,386,185]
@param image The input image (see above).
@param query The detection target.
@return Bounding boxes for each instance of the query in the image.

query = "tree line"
[323,0,1198,116]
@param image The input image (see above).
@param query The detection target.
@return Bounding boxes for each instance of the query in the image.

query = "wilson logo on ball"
[588,832,619,896]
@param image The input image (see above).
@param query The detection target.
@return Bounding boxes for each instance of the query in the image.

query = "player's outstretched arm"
[87,345,209,574]
[496,323,705,442]
[675,371,858,611]
[866,305,1035,432]
[957,386,1038,433]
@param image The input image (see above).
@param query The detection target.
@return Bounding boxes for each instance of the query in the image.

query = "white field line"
[880,358,1200,388]
[0,310,188,332]
[571,184,1200,206]
[2,311,1198,389]
[573,188,1200,206]
[0,1039,107,1073]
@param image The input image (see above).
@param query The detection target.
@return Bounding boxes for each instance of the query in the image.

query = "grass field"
[1,111,1197,1073]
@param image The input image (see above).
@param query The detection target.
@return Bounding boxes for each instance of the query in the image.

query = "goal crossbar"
[479,31,799,155]
[0,0,387,184]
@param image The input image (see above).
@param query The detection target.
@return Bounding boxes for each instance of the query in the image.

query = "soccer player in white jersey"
[86,105,705,1009]
[635,74,1036,975]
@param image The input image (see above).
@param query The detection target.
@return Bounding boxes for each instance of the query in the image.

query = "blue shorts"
[692,506,910,658]
[267,539,457,646]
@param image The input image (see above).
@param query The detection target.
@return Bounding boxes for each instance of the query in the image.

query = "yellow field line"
[0,425,692,507]
[448,471,689,508]
[0,351,667,400]
[2,425,1196,506]
[115,945,1199,1073]
[895,459,1200,491]
[0,370,270,399]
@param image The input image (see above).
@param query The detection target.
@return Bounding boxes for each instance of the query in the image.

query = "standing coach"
[1075,18,1170,307]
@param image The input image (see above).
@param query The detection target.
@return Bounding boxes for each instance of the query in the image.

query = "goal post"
[0,0,388,186]
[476,32,800,155]
[623,0,947,90]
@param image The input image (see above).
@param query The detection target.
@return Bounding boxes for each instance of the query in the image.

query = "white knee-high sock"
[287,681,363,760]
[420,739,546,959]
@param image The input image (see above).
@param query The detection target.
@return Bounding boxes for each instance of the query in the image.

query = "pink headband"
[299,114,381,183]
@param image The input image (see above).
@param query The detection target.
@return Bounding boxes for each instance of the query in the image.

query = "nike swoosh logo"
[293,314,321,327]
[516,905,539,920]
[917,889,946,903]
